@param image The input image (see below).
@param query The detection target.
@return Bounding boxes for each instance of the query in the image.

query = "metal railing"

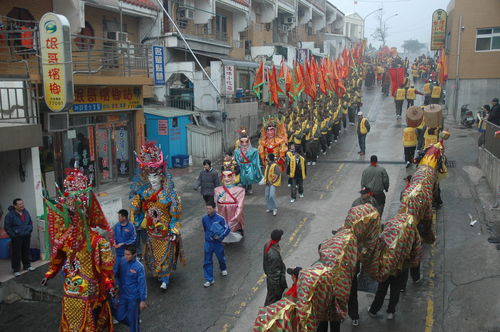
[0,16,39,78]
[0,81,40,124]
[484,121,500,159]
[71,34,150,77]
[167,21,229,43]
[166,95,194,111]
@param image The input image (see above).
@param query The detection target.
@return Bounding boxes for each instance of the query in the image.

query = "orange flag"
[318,60,327,95]
[253,62,265,99]
[268,66,282,106]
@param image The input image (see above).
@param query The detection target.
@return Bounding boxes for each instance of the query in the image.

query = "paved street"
[1,84,499,332]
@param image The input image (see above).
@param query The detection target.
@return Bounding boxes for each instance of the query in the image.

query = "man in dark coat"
[4,198,34,276]
[194,159,220,203]
[263,229,287,306]
[487,97,500,126]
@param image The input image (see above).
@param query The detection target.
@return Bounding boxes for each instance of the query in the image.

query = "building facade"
[445,0,500,120]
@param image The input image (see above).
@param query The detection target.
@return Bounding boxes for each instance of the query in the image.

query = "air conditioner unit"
[44,112,69,132]
[284,17,296,24]
[178,8,194,20]
[107,31,128,42]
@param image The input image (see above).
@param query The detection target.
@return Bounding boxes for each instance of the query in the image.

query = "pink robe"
[214,185,245,232]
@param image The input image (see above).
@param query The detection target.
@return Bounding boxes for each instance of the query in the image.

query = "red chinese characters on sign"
[100,88,110,101]
[87,88,97,102]
[158,120,168,135]
[49,82,61,95]
[46,37,58,50]
[48,68,60,80]
[75,87,85,103]
[224,65,235,95]
[431,9,447,50]
[112,88,122,101]
[48,52,58,64]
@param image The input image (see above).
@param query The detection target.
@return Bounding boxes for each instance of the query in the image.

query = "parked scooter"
[460,104,475,128]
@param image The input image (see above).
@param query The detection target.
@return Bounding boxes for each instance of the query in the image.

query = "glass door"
[96,124,114,184]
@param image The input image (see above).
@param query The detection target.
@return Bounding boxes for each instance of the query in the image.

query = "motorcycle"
[460,104,475,128]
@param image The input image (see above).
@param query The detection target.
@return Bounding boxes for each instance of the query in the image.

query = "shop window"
[75,21,95,51]
[475,27,500,51]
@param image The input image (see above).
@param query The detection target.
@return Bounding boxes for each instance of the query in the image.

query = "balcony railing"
[166,95,194,111]
[168,21,229,43]
[0,81,40,124]
[0,16,39,78]
[483,121,500,159]
[71,34,150,77]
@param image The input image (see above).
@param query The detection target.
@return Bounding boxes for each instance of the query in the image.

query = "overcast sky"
[330,0,449,51]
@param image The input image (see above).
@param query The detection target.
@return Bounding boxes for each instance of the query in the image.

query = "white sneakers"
[352,319,359,326]
[307,162,311,166]
[14,272,21,277]
[272,209,277,216]
[160,282,168,290]
[287,184,291,187]
[265,209,271,213]
[312,162,316,166]
[221,270,228,276]
[28,266,35,271]
[299,194,304,198]
[203,280,215,287]
[387,313,395,320]
[290,199,295,203]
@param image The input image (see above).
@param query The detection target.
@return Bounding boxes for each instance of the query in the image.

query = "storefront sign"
[71,86,142,112]
[225,65,235,95]
[88,126,95,162]
[158,120,168,135]
[152,46,165,85]
[431,9,447,50]
[40,12,74,112]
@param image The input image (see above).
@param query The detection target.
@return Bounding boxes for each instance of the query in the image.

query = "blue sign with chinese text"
[152,46,165,85]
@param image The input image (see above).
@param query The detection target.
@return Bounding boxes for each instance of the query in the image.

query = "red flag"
[438,48,448,85]
[318,60,327,95]
[389,67,405,96]
[268,66,282,106]
[253,62,265,99]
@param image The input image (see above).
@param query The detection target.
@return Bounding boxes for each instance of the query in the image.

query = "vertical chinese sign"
[225,65,235,95]
[431,9,447,51]
[152,45,165,86]
[39,13,74,112]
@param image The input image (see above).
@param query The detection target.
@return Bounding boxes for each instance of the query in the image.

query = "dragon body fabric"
[254,142,448,331]
[44,170,115,332]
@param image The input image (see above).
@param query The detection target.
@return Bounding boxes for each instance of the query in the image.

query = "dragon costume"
[43,169,115,332]
[253,141,449,331]
[130,142,183,290]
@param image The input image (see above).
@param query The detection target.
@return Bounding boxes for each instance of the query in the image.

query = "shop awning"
[174,48,259,69]
[144,106,200,118]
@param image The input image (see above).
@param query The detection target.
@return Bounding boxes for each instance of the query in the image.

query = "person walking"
[194,159,220,203]
[367,272,404,320]
[264,153,281,216]
[430,82,442,104]
[263,229,287,306]
[356,112,370,156]
[487,97,500,126]
[114,245,147,332]
[202,201,230,287]
[4,198,34,276]
[113,209,137,271]
[405,85,422,109]
[422,80,432,105]
[361,155,390,216]
[286,144,306,203]
[403,125,418,168]
[394,85,406,118]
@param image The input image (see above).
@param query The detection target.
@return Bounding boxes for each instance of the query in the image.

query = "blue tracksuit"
[114,256,147,332]
[113,221,137,267]
[202,213,230,282]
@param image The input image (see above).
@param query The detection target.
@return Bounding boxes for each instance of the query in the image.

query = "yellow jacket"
[403,127,417,147]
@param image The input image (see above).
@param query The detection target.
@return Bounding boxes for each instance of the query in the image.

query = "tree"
[371,11,388,46]
[401,39,426,54]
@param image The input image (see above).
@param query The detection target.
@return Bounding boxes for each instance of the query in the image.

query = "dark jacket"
[4,206,33,238]
[356,117,371,136]
[194,168,220,196]
[361,165,390,193]
[488,103,500,126]
[263,243,288,306]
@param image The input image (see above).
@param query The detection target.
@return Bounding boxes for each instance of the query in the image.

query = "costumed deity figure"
[222,153,240,184]
[130,142,183,290]
[258,115,288,171]
[234,130,263,195]
[42,169,116,332]
[214,163,246,243]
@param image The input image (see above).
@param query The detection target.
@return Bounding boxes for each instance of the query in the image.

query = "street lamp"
[382,13,398,46]
[362,8,383,39]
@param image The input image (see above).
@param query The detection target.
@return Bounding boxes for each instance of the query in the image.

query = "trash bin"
[0,238,11,259]
[172,154,189,168]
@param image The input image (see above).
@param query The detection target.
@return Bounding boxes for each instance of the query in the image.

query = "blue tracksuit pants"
[115,297,140,332]
[203,241,226,282]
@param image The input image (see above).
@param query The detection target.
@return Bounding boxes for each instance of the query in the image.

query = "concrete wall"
[446,0,500,80]
[445,78,500,121]
[0,148,44,249]
[478,147,500,194]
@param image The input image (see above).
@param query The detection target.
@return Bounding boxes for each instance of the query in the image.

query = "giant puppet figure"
[234,130,263,195]
[41,169,116,332]
[215,162,246,243]
[130,142,183,290]
[258,115,288,171]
